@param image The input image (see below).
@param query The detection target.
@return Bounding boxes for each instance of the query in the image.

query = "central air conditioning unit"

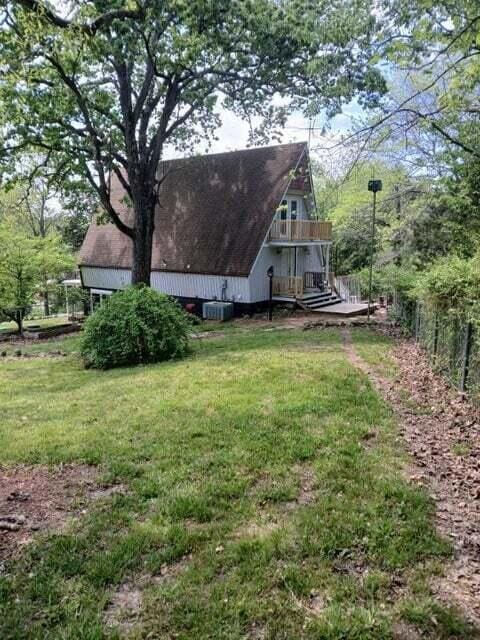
[202,301,234,321]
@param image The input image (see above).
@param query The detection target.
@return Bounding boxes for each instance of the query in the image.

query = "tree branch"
[16,0,144,35]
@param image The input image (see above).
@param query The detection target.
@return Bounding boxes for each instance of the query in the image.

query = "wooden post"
[460,322,473,393]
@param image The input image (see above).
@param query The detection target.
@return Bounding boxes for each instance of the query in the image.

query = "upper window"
[280,199,288,220]
[290,200,298,220]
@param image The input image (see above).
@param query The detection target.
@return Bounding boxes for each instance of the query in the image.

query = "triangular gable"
[79,142,309,277]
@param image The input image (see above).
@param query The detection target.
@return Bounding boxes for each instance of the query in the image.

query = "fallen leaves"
[343,329,480,625]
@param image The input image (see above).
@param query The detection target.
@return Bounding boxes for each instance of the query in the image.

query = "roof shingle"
[79,141,309,277]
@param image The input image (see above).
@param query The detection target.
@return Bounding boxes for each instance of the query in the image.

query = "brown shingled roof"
[79,141,309,277]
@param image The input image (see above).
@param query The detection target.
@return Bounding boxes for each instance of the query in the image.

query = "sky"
[164,99,366,171]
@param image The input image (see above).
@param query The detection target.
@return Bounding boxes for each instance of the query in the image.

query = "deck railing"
[269,220,332,242]
[272,276,304,297]
[304,271,326,290]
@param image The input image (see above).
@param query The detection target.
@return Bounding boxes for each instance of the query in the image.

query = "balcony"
[269,219,332,243]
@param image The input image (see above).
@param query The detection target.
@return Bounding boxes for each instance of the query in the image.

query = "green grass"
[0,315,72,334]
[0,328,475,639]
[0,334,82,357]
[350,327,398,379]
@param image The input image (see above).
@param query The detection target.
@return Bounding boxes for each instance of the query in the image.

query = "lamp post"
[267,265,274,321]
[367,179,382,322]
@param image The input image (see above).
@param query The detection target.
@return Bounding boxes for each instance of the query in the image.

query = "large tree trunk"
[15,309,24,337]
[43,287,50,317]
[131,193,156,286]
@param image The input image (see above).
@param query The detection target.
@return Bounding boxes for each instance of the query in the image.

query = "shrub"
[81,285,190,369]
[355,263,417,299]
[413,254,480,315]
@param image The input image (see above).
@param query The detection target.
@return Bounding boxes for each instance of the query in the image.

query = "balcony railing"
[272,276,304,297]
[272,272,336,298]
[269,219,332,242]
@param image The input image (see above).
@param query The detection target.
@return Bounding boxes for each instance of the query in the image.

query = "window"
[280,199,288,220]
[290,200,298,220]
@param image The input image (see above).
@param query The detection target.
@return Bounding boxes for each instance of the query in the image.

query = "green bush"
[81,285,190,369]
[413,253,480,316]
[355,263,417,299]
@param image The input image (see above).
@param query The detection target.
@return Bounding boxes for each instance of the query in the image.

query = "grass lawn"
[0,328,473,639]
[0,315,73,334]
[0,334,82,357]
[350,328,398,379]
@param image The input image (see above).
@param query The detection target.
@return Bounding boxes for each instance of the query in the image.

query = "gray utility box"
[202,301,234,321]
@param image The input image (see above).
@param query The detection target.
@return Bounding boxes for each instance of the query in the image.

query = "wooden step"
[300,290,334,302]
[298,292,343,311]
[307,298,343,309]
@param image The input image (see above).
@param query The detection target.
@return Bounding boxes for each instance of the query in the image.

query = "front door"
[282,248,296,277]
[279,199,298,237]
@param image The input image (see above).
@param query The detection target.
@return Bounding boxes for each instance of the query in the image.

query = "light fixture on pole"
[267,265,274,321]
[367,179,382,322]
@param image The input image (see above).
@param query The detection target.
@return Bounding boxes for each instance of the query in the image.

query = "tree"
[370,1,480,158]
[36,233,76,316]
[60,209,93,252]
[315,160,422,273]
[0,0,384,285]
[0,222,74,334]
[0,224,39,335]
[0,178,70,314]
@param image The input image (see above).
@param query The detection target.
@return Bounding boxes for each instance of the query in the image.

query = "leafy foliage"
[81,286,190,369]
[316,160,422,274]
[0,221,74,332]
[370,1,480,160]
[0,0,385,283]
[0,224,38,332]
[413,253,480,321]
[355,263,417,299]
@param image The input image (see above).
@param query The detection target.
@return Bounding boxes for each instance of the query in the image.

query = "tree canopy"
[0,0,385,284]
[0,220,74,333]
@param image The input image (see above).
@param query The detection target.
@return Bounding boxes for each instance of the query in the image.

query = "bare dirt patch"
[88,484,128,500]
[104,581,142,634]
[0,465,128,566]
[342,328,480,625]
[248,621,266,639]
[284,465,316,510]
[288,588,327,620]
[236,467,317,541]
[234,519,281,539]
[391,621,422,640]
[104,556,191,634]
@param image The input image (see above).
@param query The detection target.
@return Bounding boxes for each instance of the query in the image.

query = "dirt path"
[341,328,480,626]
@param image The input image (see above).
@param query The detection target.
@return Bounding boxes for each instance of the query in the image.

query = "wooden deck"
[308,302,372,317]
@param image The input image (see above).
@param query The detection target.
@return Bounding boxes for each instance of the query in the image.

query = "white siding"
[304,245,325,272]
[81,266,250,302]
[81,266,131,290]
[248,244,330,302]
[150,271,250,302]
[248,246,283,302]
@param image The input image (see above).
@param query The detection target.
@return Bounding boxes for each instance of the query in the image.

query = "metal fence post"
[460,322,474,393]
[415,302,420,342]
[433,314,439,362]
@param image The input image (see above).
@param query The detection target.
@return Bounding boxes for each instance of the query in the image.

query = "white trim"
[91,288,113,295]
[249,144,308,276]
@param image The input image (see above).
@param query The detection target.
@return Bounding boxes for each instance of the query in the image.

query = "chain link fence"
[390,294,480,404]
